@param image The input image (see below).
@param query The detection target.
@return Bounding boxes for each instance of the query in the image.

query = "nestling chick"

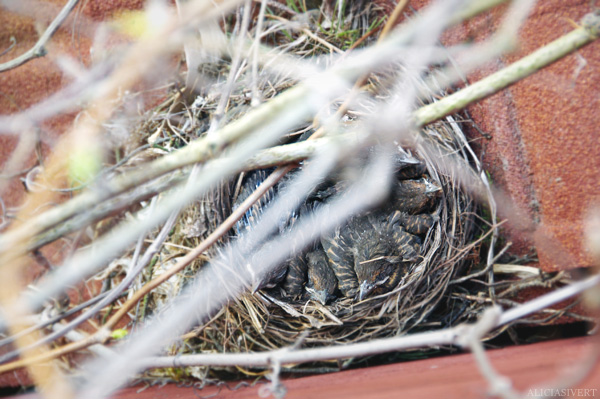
[233,170,275,236]
[389,210,436,235]
[321,225,359,297]
[305,250,337,305]
[282,256,307,298]
[390,178,442,215]
[395,160,427,180]
[250,241,288,293]
[350,216,418,301]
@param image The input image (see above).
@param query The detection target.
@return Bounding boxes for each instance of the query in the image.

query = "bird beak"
[423,179,441,194]
[306,287,329,305]
[396,152,421,165]
[251,280,260,294]
[358,281,374,301]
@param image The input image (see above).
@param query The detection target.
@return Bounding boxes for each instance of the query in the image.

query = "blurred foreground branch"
[136,273,599,369]
[0,0,81,72]
[7,10,600,254]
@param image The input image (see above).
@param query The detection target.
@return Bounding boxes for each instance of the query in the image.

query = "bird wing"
[321,224,358,296]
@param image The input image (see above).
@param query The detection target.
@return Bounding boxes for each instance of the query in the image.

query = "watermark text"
[528,389,597,397]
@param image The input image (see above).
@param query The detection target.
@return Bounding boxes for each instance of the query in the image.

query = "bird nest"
[129,106,481,382]
[118,1,488,383]
[203,124,476,334]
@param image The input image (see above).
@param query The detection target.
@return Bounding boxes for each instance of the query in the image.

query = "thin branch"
[0,2,244,396]
[31,170,185,250]
[0,0,517,256]
[0,200,177,364]
[0,1,444,361]
[2,1,598,393]
[0,290,110,349]
[0,82,314,255]
[413,11,600,126]
[209,0,253,133]
[102,164,296,332]
[456,307,520,399]
[251,0,268,106]
[0,164,296,374]
[499,274,600,326]
[0,36,16,57]
[3,7,598,258]
[378,0,409,39]
[0,0,81,72]
[134,273,599,370]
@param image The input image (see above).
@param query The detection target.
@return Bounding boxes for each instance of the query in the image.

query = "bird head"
[306,286,333,305]
[422,178,442,196]
[354,253,398,301]
[306,250,337,304]
[251,264,288,293]
[358,273,391,301]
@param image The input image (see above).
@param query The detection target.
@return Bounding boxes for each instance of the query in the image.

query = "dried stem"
[0,164,295,374]
[0,0,81,72]
[413,12,600,126]
[134,273,599,370]
[3,8,597,258]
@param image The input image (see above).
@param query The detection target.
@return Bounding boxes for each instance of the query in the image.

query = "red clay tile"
[0,0,145,387]
[410,0,600,271]
[7,336,600,399]
[114,336,600,398]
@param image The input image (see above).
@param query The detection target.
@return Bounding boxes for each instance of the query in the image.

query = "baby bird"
[321,225,359,297]
[282,256,307,298]
[305,250,338,305]
[250,241,288,293]
[395,160,427,181]
[233,169,275,236]
[390,178,442,215]
[350,216,419,301]
[389,211,436,235]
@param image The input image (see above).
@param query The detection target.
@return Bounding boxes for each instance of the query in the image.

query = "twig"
[4,133,390,381]
[96,115,340,340]
[0,164,295,374]
[378,0,409,40]
[5,5,598,259]
[0,0,81,72]
[31,169,185,250]
[499,274,600,326]
[0,0,516,256]
[210,0,253,132]
[0,2,244,396]
[325,0,409,121]
[412,10,600,126]
[456,307,520,399]
[2,7,596,354]
[2,0,596,390]
[528,332,600,398]
[0,290,110,349]
[0,82,314,255]
[251,0,268,106]
[0,200,177,364]
[0,36,16,57]
[103,164,295,331]
[120,273,600,371]
[450,241,511,285]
